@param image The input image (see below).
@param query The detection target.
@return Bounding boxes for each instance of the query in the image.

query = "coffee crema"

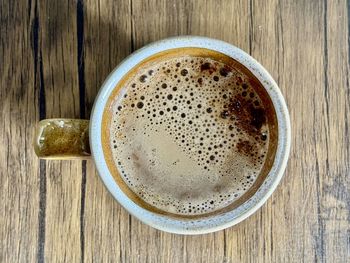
[102,48,278,217]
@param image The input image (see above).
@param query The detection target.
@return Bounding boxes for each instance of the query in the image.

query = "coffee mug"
[34,36,291,234]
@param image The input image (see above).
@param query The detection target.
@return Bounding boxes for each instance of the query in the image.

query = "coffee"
[102,48,277,217]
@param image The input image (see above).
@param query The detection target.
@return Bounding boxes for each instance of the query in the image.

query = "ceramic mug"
[34,36,291,234]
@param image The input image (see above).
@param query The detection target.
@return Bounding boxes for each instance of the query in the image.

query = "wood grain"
[1,0,349,262]
[0,0,40,262]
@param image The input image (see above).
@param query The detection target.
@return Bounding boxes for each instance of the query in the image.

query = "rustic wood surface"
[1,0,349,262]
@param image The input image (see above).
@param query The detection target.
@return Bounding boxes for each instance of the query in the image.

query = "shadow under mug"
[34,36,291,234]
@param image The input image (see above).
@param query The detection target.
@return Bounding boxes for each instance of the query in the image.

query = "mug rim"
[90,36,291,234]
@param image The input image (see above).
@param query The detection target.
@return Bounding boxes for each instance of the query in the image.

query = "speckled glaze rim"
[90,36,291,235]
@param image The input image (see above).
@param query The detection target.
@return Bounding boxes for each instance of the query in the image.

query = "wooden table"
[1,0,349,262]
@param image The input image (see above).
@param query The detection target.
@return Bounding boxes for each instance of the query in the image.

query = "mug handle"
[34,119,90,159]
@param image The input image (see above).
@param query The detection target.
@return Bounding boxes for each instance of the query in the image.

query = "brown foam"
[102,48,278,218]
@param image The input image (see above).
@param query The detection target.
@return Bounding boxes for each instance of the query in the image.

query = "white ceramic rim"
[90,36,291,235]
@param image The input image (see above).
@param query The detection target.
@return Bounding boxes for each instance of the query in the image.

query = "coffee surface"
[103,48,277,216]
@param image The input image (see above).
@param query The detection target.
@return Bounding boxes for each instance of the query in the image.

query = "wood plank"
[82,0,132,262]
[131,0,250,52]
[0,0,40,262]
[83,0,133,115]
[37,0,83,261]
[322,0,350,261]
